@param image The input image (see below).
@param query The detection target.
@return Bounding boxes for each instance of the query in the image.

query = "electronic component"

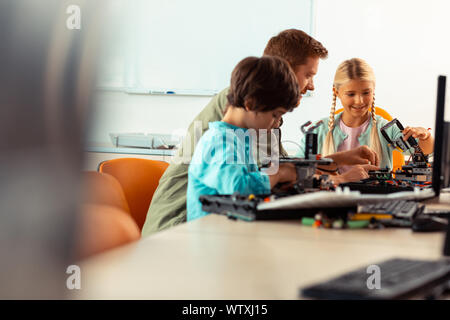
[339,179,415,194]
[380,118,428,163]
[268,120,335,195]
[367,168,393,180]
[381,118,432,184]
[300,120,323,160]
[393,164,433,183]
[275,157,334,194]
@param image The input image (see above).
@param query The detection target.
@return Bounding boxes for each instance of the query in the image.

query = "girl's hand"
[403,127,431,141]
[331,164,379,185]
[327,145,380,167]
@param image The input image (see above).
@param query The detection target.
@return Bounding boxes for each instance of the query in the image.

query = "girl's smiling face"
[335,80,374,120]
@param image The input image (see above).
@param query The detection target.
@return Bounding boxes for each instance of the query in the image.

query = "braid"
[369,93,383,165]
[322,89,337,156]
[371,95,376,123]
[329,92,337,130]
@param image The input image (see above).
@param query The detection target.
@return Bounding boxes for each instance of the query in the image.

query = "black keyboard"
[301,258,450,299]
[359,200,423,220]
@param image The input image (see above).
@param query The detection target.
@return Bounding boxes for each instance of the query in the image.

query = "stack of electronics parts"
[340,118,433,194]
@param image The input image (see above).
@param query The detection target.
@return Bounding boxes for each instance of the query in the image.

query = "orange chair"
[77,172,140,259]
[335,107,405,171]
[98,158,169,230]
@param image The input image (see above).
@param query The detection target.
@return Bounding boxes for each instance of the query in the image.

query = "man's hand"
[331,164,379,185]
[327,145,380,167]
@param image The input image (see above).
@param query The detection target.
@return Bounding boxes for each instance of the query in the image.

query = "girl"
[297,58,434,171]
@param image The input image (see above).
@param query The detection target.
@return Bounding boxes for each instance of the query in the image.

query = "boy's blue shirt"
[187,121,271,221]
[295,113,414,169]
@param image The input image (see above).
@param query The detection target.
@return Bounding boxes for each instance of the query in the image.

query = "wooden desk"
[77,194,450,299]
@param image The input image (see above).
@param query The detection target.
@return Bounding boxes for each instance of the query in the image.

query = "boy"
[187,56,299,221]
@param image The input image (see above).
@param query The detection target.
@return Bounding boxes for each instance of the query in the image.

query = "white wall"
[88,0,450,154]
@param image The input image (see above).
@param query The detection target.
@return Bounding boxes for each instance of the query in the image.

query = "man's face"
[294,56,320,100]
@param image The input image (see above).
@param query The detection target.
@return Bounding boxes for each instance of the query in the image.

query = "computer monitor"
[432,75,449,197]
[430,75,450,256]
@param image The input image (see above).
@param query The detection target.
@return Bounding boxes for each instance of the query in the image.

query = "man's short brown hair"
[263,29,328,70]
[227,56,300,112]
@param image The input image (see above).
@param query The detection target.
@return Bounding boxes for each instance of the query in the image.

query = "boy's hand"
[327,145,380,167]
[403,126,431,141]
[269,163,297,188]
[277,163,297,183]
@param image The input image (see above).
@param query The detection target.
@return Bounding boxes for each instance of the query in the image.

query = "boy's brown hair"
[227,56,300,112]
[263,29,328,70]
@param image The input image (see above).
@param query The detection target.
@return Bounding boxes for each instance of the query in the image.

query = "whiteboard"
[98,0,314,95]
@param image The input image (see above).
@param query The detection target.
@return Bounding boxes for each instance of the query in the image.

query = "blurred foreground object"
[0,0,99,298]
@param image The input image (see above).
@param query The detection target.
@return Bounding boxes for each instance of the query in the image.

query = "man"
[141,29,377,237]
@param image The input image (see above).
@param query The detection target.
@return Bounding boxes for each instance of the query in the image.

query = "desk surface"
[77,194,450,299]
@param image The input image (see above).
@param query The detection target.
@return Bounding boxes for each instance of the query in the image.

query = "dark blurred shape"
[0,0,99,298]
[412,216,448,232]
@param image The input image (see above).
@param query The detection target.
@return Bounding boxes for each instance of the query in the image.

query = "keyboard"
[301,258,450,299]
[358,200,423,220]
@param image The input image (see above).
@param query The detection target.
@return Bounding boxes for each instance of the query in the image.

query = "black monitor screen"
[432,76,447,196]
[442,122,450,189]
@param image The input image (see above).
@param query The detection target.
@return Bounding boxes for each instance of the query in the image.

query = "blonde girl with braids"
[297,58,434,172]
